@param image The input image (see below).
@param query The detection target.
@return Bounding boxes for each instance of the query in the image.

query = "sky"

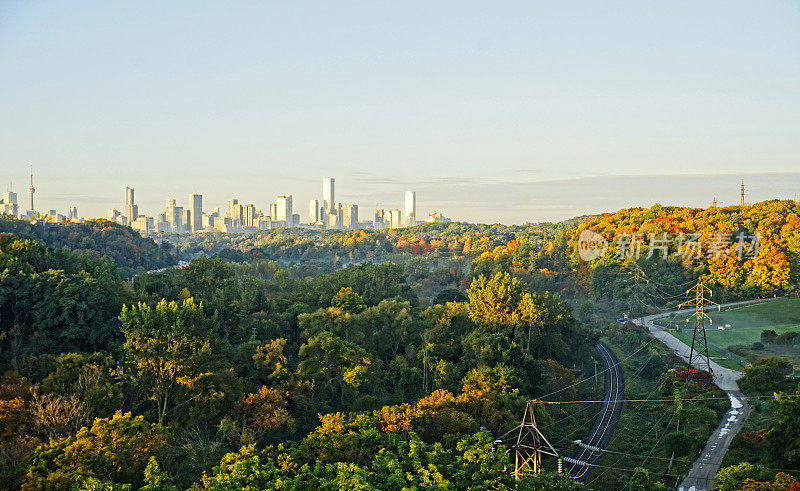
[1,1,799,224]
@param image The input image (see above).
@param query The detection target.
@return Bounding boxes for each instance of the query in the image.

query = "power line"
[535,337,657,402]
[535,394,800,405]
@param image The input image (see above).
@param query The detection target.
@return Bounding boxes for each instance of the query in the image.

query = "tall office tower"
[189,194,203,232]
[404,190,416,226]
[174,206,184,231]
[389,209,402,229]
[373,209,385,229]
[323,177,335,214]
[182,209,191,232]
[28,165,35,212]
[226,198,239,218]
[68,206,78,220]
[243,204,256,228]
[202,213,215,230]
[309,199,320,223]
[125,187,138,222]
[342,204,359,229]
[326,212,338,229]
[276,195,292,224]
[2,191,18,216]
[2,191,17,205]
[269,203,277,221]
[165,198,178,230]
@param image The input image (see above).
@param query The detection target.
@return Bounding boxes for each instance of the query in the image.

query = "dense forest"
[1,202,799,489]
[0,216,175,278]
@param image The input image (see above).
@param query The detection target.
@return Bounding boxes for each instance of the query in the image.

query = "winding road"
[567,342,624,481]
[637,299,774,490]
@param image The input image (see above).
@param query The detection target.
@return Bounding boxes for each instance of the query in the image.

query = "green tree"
[715,462,774,491]
[23,411,168,489]
[140,457,178,491]
[765,386,800,467]
[119,298,220,425]
[253,338,290,387]
[298,331,375,404]
[627,467,667,490]
[742,357,793,394]
[331,287,366,313]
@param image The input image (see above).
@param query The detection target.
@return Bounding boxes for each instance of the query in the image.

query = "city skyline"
[2,166,800,226]
[2,2,799,224]
[6,173,451,235]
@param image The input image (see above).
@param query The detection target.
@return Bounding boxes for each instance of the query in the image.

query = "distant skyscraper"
[404,190,416,226]
[323,177,335,214]
[165,198,178,230]
[276,195,292,224]
[28,165,35,212]
[342,204,358,229]
[125,187,138,223]
[389,209,402,229]
[374,209,385,229]
[2,191,17,206]
[326,212,338,229]
[182,209,191,232]
[226,198,239,219]
[309,199,320,223]
[68,206,78,220]
[243,204,256,228]
[2,191,18,216]
[190,194,203,232]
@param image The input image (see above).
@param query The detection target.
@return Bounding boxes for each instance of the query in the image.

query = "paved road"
[567,342,624,481]
[638,298,774,491]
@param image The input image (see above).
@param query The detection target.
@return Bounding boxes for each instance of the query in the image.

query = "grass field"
[669,330,744,371]
[656,298,800,348]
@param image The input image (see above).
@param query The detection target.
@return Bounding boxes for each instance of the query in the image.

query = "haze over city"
[2,1,800,223]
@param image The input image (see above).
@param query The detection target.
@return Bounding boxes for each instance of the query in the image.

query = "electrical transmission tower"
[678,280,720,374]
[624,262,650,325]
[512,401,562,480]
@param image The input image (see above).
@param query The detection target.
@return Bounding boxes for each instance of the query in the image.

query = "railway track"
[567,342,624,481]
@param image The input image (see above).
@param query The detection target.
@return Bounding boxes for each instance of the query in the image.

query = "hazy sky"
[1,1,799,223]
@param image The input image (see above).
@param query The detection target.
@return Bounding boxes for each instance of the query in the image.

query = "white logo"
[578,229,608,261]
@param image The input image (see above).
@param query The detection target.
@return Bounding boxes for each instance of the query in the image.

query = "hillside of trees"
[0,226,596,489]
[0,216,175,278]
[2,201,799,489]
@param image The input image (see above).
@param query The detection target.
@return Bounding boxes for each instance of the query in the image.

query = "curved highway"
[567,342,624,481]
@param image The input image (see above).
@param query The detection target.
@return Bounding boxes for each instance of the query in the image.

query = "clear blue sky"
[1,1,799,223]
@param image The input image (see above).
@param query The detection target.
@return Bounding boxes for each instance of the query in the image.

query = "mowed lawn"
[659,298,800,349]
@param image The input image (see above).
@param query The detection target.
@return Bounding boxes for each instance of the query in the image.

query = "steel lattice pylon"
[513,401,561,480]
[678,280,720,375]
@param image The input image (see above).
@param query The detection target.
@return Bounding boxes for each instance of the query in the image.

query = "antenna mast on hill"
[678,280,720,375]
[740,180,746,207]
